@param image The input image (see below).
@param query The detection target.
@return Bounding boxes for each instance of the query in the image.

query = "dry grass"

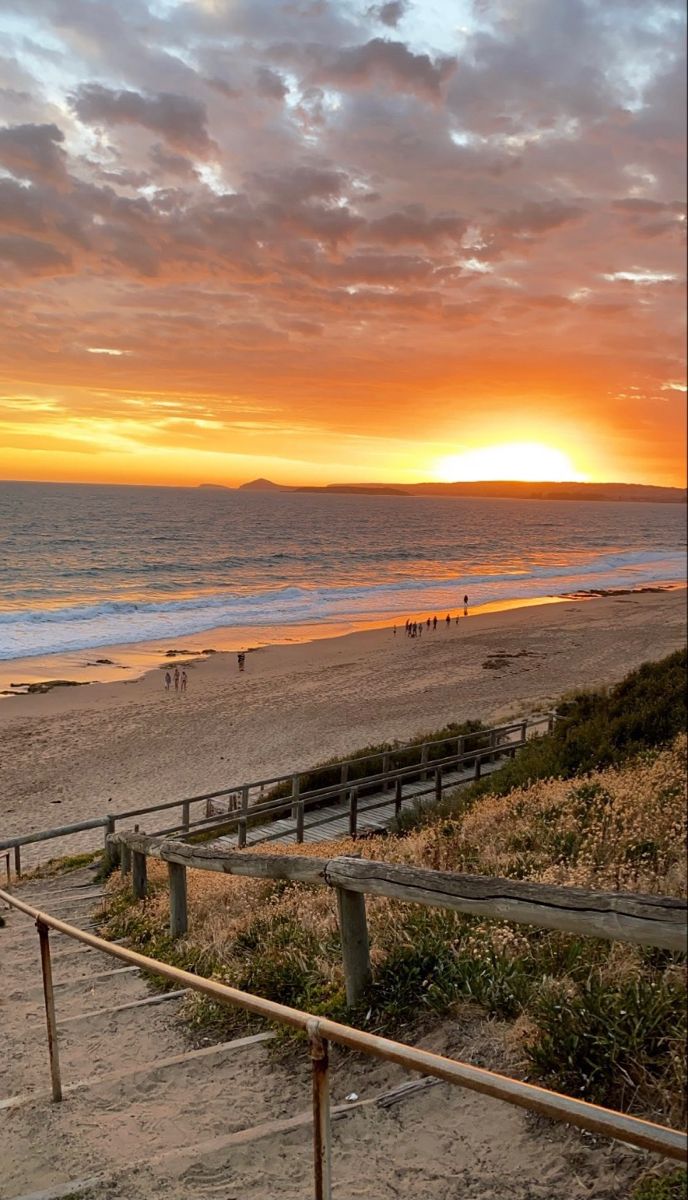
[103,736,687,1124]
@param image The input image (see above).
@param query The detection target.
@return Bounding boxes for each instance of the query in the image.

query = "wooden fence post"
[132,849,147,899]
[238,784,249,848]
[348,789,358,839]
[434,768,442,804]
[291,775,300,820]
[339,762,349,804]
[103,816,118,869]
[168,861,188,937]
[181,800,191,832]
[394,777,402,818]
[474,755,482,780]
[296,801,305,844]
[489,730,498,761]
[120,841,131,877]
[336,887,372,1005]
[420,743,429,780]
[14,845,21,880]
[382,752,390,790]
[547,712,555,734]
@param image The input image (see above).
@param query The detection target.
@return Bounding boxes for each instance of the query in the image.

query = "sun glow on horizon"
[434,442,587,484]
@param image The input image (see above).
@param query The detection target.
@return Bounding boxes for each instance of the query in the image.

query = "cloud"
[368,2,408,28]
[69,85,215,154]
[0,123,67,182]
[312,38,455,99]
[0,0,684,485]
[0,234,72,276]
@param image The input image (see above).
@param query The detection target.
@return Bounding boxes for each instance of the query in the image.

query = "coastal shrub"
[263,719,487,803]
[437,648,687,819]
[528,972,687,1123]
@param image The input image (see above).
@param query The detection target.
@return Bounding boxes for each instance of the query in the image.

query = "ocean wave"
[0,549,684,660]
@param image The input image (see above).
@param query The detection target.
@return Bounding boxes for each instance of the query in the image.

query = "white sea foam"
[0,549,684,660]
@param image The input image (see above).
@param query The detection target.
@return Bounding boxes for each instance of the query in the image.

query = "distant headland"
[197,479,687,504]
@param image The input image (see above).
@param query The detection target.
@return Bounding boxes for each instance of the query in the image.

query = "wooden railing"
[0,715,553,875]
[0,883,685,1200]
[112,833,688,1007]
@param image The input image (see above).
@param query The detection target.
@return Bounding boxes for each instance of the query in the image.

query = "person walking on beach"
[464,594,469,614]
[393,624,397,636]
[433,615,437,630]
[180,670,187,693]
[164,670,171,691]
[446,613,451,627]
[237,651,245,671]
[173,666,180,692]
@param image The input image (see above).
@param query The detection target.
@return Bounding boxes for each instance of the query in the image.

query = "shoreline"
[0,590,685,869]
[1,582,683,699]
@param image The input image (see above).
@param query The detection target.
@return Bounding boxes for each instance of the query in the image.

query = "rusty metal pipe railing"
[1,885,685,1179]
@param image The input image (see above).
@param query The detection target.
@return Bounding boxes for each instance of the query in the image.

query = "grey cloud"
[312,38,455,98]
[70,85,214,154]
[255,67,288,101]
[495,201,586,235]
[368,2,408,28]
[0,123,67,182]
[0,234,72,275]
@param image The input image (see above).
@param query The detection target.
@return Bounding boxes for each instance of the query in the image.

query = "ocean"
[0,482,685,667]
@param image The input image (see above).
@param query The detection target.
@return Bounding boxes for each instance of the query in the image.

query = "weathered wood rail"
[112,833,688,1007]
[0,714,553,874]
[1,883,685,1195]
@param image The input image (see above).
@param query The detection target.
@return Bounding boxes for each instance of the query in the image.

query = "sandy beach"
[0,590,685,866]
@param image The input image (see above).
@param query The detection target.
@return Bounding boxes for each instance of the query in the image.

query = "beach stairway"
[208,752,507,851]
[0,870,644,1197]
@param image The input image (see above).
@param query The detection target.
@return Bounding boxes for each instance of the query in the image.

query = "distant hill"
[230,479,686,503]
[238,478,285,492]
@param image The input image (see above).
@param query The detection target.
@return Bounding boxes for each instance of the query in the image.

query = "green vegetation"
[100,650,687,1134]
[439,647,687,819]
[263,719,487,802]
[632,1170,688,1200]
[23,850,101,881]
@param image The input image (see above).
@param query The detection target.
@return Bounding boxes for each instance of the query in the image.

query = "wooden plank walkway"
[209,757,504,850]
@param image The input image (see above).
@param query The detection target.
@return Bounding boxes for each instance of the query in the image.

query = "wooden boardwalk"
[209,757,505,850]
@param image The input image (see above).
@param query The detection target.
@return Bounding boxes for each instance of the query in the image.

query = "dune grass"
[100,651,687,1128]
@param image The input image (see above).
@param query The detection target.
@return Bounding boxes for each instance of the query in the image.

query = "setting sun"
[433,443,586,484]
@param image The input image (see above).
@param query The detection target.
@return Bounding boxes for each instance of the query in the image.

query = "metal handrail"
[0,884,684,1199]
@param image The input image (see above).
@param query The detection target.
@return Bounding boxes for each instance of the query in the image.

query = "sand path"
[0,592,685,867]
[1,869,640,1199]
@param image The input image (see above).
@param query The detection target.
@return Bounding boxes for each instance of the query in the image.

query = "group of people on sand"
[399,596,469,639]
[164,666,187,693]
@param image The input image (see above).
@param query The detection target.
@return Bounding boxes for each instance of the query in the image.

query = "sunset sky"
[0,0,685,487]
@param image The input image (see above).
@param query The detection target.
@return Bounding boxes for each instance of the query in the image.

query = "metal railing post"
[14,845,21,879]
[296,801,305,844]
[309,1028,332,1200]
[4,851,10,887]
[36,919,62,1102]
